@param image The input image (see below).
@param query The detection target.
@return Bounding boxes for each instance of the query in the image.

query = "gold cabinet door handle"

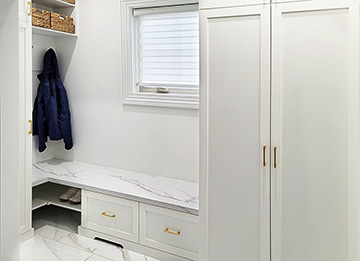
[28,120,32,134]
[263,145,267,167]
[164,228,181,236]
[274,146,278,168]
[101,212,116,218]
[27,1,31,16]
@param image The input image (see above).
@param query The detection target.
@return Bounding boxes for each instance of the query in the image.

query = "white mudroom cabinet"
[18,0,34,242]
[200,0,360,260]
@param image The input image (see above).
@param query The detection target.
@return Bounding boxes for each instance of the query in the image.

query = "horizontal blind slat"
[139,17,198,27]
[139,37,198,45]
[139,75,199,83]
[139,24,198,33]
[140,44,199,51]
[140,62,199,69]
[140,57,199,63]
[139,31,199,39]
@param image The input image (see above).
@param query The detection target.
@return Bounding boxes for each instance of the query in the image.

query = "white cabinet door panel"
[200,5,271,261]
[271,1,359,260]
[19,19,33,241]
[200,0,270,10]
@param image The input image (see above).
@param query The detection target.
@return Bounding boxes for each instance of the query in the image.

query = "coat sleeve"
[57,82,73,150]
[33,86,47,152]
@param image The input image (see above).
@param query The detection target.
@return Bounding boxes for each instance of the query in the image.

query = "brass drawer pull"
[274,146,278,168]
[263,145,267,167]
[28,120,32,134]
[101,212,116,218]
[164,228,181,236]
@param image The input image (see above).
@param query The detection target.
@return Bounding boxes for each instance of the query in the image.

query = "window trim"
[120,0,200,109]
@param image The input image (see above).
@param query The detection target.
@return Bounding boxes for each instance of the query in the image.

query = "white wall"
[33,0,199,182]
[0,0,20,259]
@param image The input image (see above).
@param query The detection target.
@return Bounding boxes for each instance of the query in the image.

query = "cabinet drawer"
[140,204,199,260]
[82,190,138,242]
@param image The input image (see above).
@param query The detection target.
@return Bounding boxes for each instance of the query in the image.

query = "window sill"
[123,93,199,109]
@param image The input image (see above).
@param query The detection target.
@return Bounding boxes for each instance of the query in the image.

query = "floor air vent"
[94,237,124,249]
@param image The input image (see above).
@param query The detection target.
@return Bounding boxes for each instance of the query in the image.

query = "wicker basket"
[51,12,75,34]
[32,8,51,29]
[62,0,75,4]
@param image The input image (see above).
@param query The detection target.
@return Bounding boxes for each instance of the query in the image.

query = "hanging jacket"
[33,48,73,152]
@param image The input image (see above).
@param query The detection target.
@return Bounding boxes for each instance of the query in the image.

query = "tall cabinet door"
[200,5,271,261]
[19,16,33,241]
[271,1,359,260]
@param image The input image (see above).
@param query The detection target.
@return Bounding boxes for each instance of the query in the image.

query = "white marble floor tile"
[59,233,159,261]
[20,235,92,261]
[21,226,161,261]
[35,225,72,241]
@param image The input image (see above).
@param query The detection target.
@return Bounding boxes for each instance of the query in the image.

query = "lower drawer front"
[82,190,138,242]
[140,204,199,260]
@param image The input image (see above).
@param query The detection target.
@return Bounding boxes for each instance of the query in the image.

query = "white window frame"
[120,0,199,109]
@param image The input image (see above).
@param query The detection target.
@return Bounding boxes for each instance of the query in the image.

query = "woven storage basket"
[32,8,51,29]
[62,0,75,4]
[51,12,75,34]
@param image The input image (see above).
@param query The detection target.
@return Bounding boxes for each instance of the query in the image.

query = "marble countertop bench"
[33,159,199,215]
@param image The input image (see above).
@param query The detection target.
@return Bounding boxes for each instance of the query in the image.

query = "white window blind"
[134,5,199,95]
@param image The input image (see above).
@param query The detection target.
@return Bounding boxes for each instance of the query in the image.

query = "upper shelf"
[32,0,75,8]
[32,26,78,38]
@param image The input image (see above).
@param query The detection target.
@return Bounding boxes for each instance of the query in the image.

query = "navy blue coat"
[33,48,73,152]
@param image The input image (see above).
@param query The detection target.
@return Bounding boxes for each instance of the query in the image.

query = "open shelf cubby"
[32,183,81,213]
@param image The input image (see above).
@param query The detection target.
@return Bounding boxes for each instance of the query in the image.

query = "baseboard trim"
[20,228,34,242]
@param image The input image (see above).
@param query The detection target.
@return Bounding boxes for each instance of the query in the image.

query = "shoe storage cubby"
[32,183,81,212]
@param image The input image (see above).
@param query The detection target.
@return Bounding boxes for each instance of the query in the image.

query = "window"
[121,0,199,109]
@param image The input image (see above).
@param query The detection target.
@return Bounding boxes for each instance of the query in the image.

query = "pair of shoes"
[59,188,81,204]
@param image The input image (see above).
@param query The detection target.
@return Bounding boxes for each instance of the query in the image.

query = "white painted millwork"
[271,1,359,260]
[82,190,139,243]
[199,0,270,10]
[80,189,199,260]
[140,204,199,260]
[200,4,271,261]
[200,0,360,260]
[19,0,34,242]
[1,1,22,259]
